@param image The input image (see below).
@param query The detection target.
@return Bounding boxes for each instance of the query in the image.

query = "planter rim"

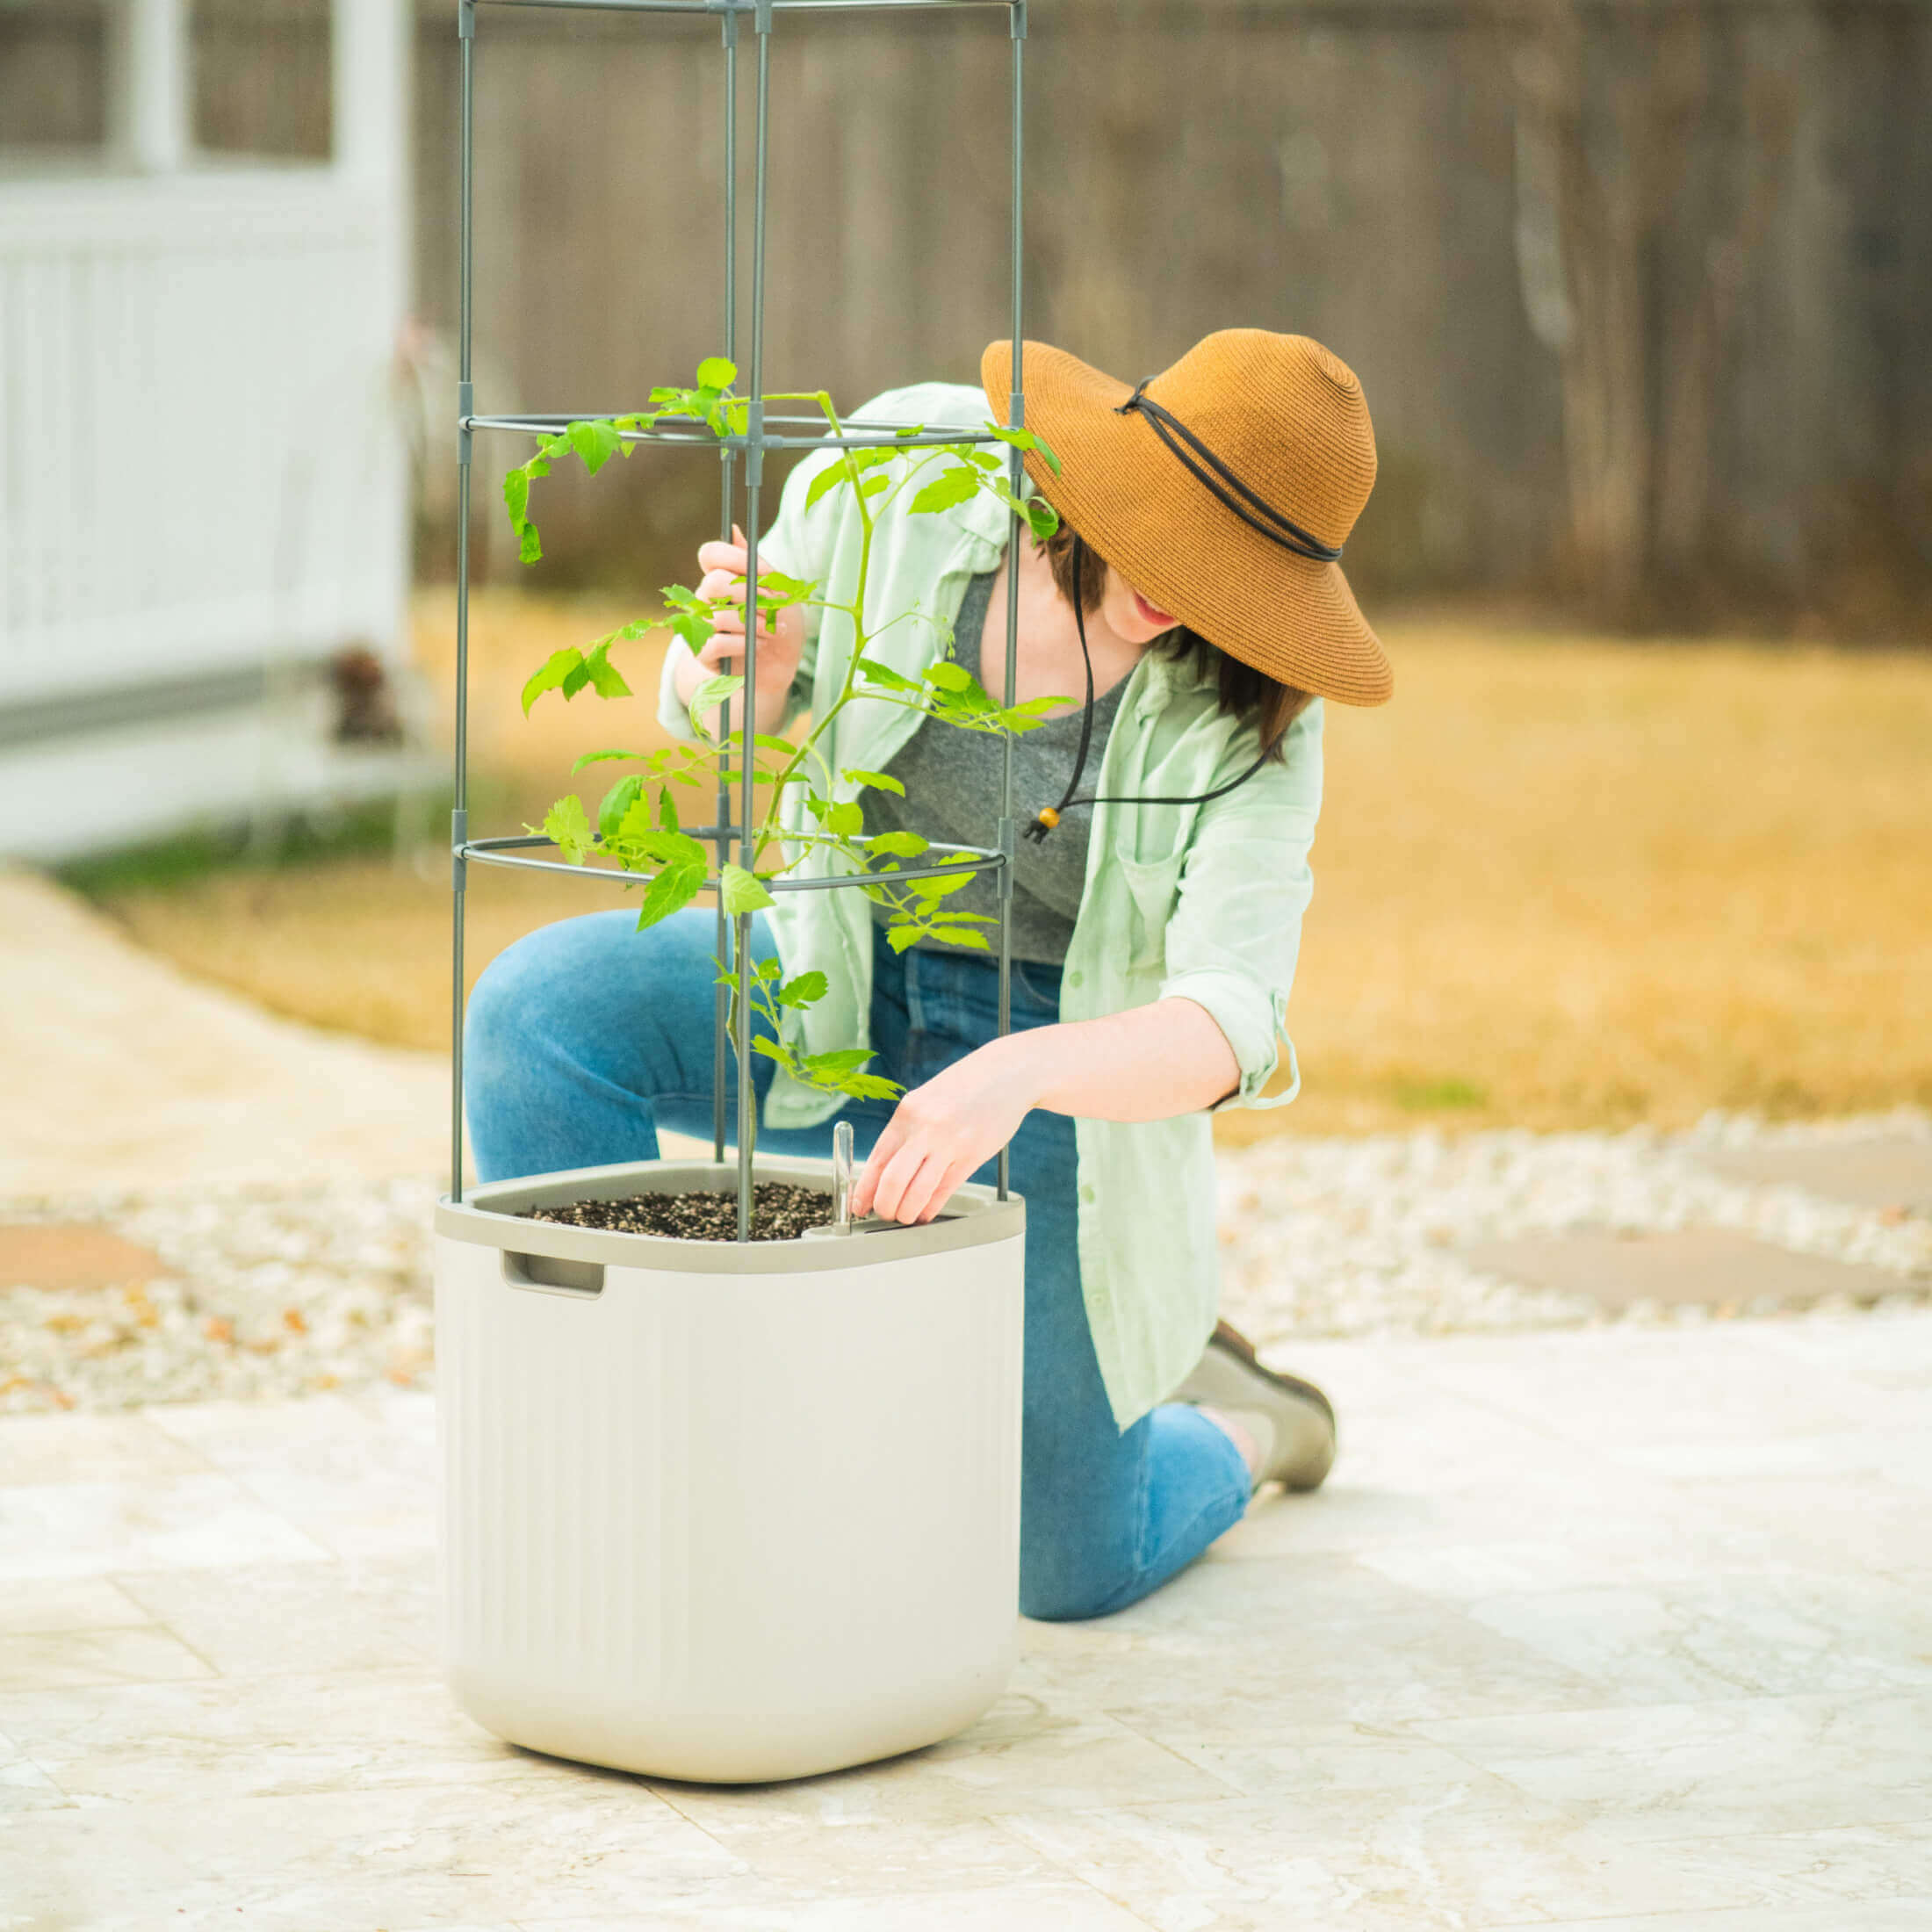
[437,1155,1026,1276]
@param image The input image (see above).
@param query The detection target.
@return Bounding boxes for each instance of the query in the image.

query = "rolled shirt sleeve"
[1157,697,1323,1113]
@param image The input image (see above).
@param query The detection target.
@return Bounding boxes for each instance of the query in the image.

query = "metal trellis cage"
[448,0,1031,1240]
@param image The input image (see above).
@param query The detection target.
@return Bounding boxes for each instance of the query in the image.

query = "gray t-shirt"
[861,566,1125,965]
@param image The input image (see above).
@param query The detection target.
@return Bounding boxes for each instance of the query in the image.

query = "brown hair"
[1040,523,1315,761]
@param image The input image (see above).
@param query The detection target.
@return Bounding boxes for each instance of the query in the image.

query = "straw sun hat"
[980,328,1392,707]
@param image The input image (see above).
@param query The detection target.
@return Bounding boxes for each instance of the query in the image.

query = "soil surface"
[523,1183,833,1243]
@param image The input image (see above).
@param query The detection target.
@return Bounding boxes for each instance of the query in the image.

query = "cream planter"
[434,1155,1026,1784]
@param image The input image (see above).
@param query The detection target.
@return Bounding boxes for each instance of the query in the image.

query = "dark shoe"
[1172,1320,1337,1492]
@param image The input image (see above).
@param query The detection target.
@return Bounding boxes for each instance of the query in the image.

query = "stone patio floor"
[5,870,1931,1928]
[4,1304,1930,1931]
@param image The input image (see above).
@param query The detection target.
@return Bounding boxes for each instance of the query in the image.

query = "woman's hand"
[849,998,1243,1223]
[850,1035,1040,1225]
[678,523,806,736]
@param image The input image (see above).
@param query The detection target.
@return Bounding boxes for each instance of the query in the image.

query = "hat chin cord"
[1022,532,1272,843]
[1023,380,1344,842]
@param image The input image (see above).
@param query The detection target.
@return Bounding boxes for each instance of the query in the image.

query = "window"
[0,2,112,155]
[192,0,332,164]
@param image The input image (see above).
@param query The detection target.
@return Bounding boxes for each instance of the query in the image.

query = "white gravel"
[3,1111,1926,1416]
[1217,1107,1932,1351]
[1,1178,436,1416]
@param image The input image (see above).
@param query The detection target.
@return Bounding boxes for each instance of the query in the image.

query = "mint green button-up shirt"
[656,383,1324,1430]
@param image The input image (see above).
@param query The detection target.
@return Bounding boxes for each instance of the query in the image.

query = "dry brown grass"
[91,591,1932,1140]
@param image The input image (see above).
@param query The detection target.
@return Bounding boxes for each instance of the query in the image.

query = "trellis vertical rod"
[451,0,478,1204]
[995,0,1024,1202]
[735,3,774,1243]
[712,6,740,1167]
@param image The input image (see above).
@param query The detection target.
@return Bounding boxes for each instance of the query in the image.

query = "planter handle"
[501,1251,604,1298]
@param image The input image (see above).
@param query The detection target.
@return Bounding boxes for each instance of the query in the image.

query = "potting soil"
[523,1182,833,1243]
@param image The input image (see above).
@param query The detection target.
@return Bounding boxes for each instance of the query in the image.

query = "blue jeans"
[464,909,1251,1620]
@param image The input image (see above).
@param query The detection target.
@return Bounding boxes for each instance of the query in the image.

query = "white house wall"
[0,0,412,859]
[0,173,406,706]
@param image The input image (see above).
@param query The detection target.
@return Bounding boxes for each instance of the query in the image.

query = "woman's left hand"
[850,1036,1039,1225]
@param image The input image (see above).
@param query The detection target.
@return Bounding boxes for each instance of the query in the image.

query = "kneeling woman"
[465,328,1391,1621]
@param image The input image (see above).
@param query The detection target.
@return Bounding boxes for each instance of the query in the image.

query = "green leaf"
[924,660,972,693]
[668,609,711,652]
[635,862,704,931]
[518,521,543,566]
[688,674,745,732]
[909,466,980,515]
[502,467,529,525]
[750,1035,792,1067]
[885,925,923,954]
[696,355,737,390]
[986,479,1061,543]
[840,1072,904,1100]
[775,970,828,1008]
[813,799,863,837]
[1025,496,1061,541]
[656,784,680,833]
[866,830,928,858]
[567,419,622,475]
[719,862,776,915]
[804,1048,875,1073]
[855,660,919,694]
[540,794,595,865]
[597,774,644,841]
[923,924,991,948]
[804,461,850,514]
[753,732,797,755]
[842,767,904,796]
[985,421,1064,476]
[522,648,582,715]
[582,643,631,701]
[997,696,1073,732]
[572,747,645,772]
[913,870,973,899]
[613,808,709,872]
[560,660,592,700]
[755,570,816,606]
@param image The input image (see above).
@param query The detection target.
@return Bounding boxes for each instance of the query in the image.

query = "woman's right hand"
[679,523,806,736]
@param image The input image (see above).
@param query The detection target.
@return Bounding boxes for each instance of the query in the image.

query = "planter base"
[435,1156,1026,1784]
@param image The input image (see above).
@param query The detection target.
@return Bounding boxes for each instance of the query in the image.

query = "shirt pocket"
[1114,847,1186,974]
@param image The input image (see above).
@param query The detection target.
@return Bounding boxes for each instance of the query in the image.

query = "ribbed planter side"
[435,1157,1025,1784]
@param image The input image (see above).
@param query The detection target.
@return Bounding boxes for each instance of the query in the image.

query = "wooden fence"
[8,0,1929,628]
